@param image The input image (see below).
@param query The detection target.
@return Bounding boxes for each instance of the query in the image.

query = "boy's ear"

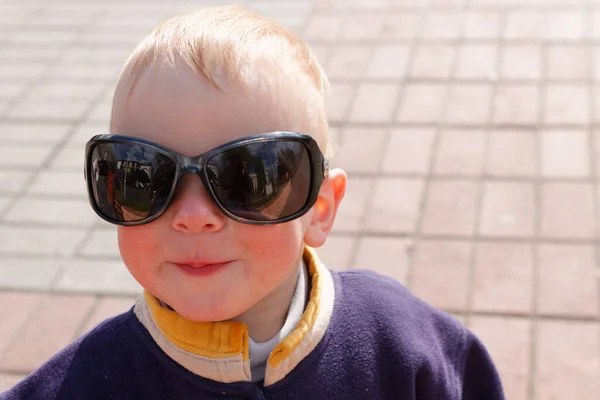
[303,168,347,248]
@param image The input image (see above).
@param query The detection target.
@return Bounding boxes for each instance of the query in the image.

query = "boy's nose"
[170,175,226,233]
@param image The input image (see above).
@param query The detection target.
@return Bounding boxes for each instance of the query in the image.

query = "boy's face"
[110,60,342,322]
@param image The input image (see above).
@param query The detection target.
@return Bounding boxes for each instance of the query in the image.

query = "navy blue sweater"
[1,270,504,399]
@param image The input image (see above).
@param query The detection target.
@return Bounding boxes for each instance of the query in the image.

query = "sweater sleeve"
[460,331,505,400]
[0,339,80,400]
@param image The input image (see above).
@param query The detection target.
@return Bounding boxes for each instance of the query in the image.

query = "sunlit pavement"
[0,0,599,398]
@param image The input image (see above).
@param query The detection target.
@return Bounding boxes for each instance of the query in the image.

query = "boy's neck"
[231,258,302,343]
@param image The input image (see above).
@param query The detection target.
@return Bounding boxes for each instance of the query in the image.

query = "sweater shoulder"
[331,269,469,367]
[1,310,138,400]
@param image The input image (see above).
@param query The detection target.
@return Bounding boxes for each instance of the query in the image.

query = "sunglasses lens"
[206,140,311,221]
[88,143,177,222]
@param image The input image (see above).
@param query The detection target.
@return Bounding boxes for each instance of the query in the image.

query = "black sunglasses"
[84,132,329,226]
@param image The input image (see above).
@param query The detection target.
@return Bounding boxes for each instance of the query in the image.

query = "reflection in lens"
[207,141,311,221]
[90,143,176,222]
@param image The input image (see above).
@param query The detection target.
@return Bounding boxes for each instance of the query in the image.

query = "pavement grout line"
[345,0,429,276]
[526,11,551,400]
[328,10,382,270]
[584,0,600,386]
[0,9,113,225]
[6,168,600,183]
[404,0,468,293]
[0,287,138,299]
[464,6,506,330]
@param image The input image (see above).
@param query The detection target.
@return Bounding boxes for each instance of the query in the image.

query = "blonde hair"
[111,6,335,158]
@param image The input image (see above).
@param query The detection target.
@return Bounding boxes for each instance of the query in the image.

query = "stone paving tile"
[0,292,41,358]
[348,84,399,123]
[0,227,85,257]
[365,178,424,233]
[469,316,531,400]
[0,123,71,144]
[535,320,599,400]
[0,64,47,80]
[53,259,141,296]
[410,240,471,310]
[493,85,539,126]
[8,99,91,121]
[59,47,132,64]
[546,45,589,81]
[0,83,28,99]
[0,196,11,214]
[77,229,121,258]
[352,237,412,284]
[592,11,600,40]
[85,100,111,123]
[454,44,497,80]
[10,30,78,46]
[78,296,137,335]
[463,11,501,39]
[421,180,479,236]
[49,146,85,170]
[4,197,97,227]
[433,129,486,176]
[443,84,492,125]
[300,14,342,40]
[336,14,382,41]
[366,45,410,79]
[540,130,590,178]
[500,45,541,81]
[325,46,371,79]
[395,84,447,123]
[334,128,386,173]
[0,146,54,169]
[379,13,421,39]
[472,242,533,314]
[0,258,63,291]
[0,46,62,61]
[0,171,33,195]
[43,62,121,81]
[327,81,353,121]
[410,45,455,79]
[27,83,106,101]
[67,122,109,145]
[27,170,87,197]
[540,183,595,239]
[0,373,25,393]
[486,130,537,178]
[308,44,330,67]
[538,244,598,317]
[504,11,545,39]
[545,10,585,41]
[421,11,461,40]
[382,128,435,174]
[479,182,535,238]
[24,12,93,28]
[0,294,96,373]
[316,235,357,272]
[544,85,589,125]
[332,178,371,233]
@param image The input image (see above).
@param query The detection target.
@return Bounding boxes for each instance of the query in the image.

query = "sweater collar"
[133,246,335,386]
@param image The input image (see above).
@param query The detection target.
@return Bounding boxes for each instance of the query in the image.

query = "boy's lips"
[172,260,233,277]
[175,261,232,268]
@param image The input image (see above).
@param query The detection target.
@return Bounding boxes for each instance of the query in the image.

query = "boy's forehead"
[111,60,323,157]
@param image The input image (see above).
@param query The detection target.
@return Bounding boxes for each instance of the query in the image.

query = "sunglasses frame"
[84,132,329,226]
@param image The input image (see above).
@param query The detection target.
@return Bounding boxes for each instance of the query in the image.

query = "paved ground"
[0,0,599,398]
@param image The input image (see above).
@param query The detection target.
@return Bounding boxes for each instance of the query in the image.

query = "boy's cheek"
[117,225,160,262]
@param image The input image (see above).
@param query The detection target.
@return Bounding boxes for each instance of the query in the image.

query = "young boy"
[2,6,505,400]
